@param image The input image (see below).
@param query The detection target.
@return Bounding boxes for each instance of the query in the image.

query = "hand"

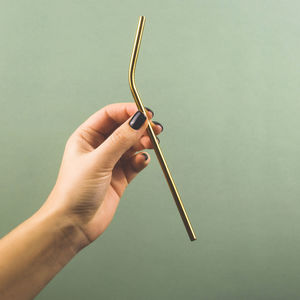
[39,103,163,247]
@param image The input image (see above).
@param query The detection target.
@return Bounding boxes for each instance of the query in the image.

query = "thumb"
[95,111,148,169]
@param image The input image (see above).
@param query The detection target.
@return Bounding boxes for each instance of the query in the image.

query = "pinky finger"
[123,152,150,184]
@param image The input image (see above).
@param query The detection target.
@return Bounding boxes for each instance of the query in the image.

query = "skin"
[0,102,163,300]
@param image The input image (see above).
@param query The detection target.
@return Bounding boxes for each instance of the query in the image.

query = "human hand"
[39,103,163,247]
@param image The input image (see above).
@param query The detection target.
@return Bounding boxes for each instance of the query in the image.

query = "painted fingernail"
[141,153,148,161]
[156,137,160,144]
[145,107,154,117]
[129,111,146,130]
[152,121,164,132]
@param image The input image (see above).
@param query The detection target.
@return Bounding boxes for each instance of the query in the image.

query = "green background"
[1,1,300,299]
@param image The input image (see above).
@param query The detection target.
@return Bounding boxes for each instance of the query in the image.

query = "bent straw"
[128,16,196,241]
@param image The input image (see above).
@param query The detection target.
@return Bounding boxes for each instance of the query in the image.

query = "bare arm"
[0,103,163,299]
[0,207,86,299]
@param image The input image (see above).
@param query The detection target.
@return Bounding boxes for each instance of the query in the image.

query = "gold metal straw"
[129,16,197,241]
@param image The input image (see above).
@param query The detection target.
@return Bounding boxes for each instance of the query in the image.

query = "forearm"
[0,205,88,299]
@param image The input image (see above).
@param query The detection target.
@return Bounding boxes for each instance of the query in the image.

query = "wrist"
[33,206,90,257]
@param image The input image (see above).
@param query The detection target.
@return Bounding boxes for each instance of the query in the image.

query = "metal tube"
[128,16,197,241]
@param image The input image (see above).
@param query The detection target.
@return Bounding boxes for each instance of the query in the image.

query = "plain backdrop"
[0,1,300,299]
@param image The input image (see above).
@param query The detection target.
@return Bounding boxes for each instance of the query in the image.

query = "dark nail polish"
[152,121,164,132]
[129,111,146,130]
[141,153,148,161]
[156,137,160,144]
[145,107,154,117]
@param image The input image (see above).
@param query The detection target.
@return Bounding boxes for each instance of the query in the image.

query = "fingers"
[94,111,149,170]
[122,122,163,159]
[129,135,160,153]
[77,103,153,137]
[71,103,156,152]
[72,102,164,160]
[123,152,150,184]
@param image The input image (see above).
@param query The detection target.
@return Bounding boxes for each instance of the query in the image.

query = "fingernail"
[129,111,146,130]
[152,121,164,132]
[141,153,148,161]
[156,137,160,144]
[145,107,154,117]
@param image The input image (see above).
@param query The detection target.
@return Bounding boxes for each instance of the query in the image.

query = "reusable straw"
[128,16,196,241]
